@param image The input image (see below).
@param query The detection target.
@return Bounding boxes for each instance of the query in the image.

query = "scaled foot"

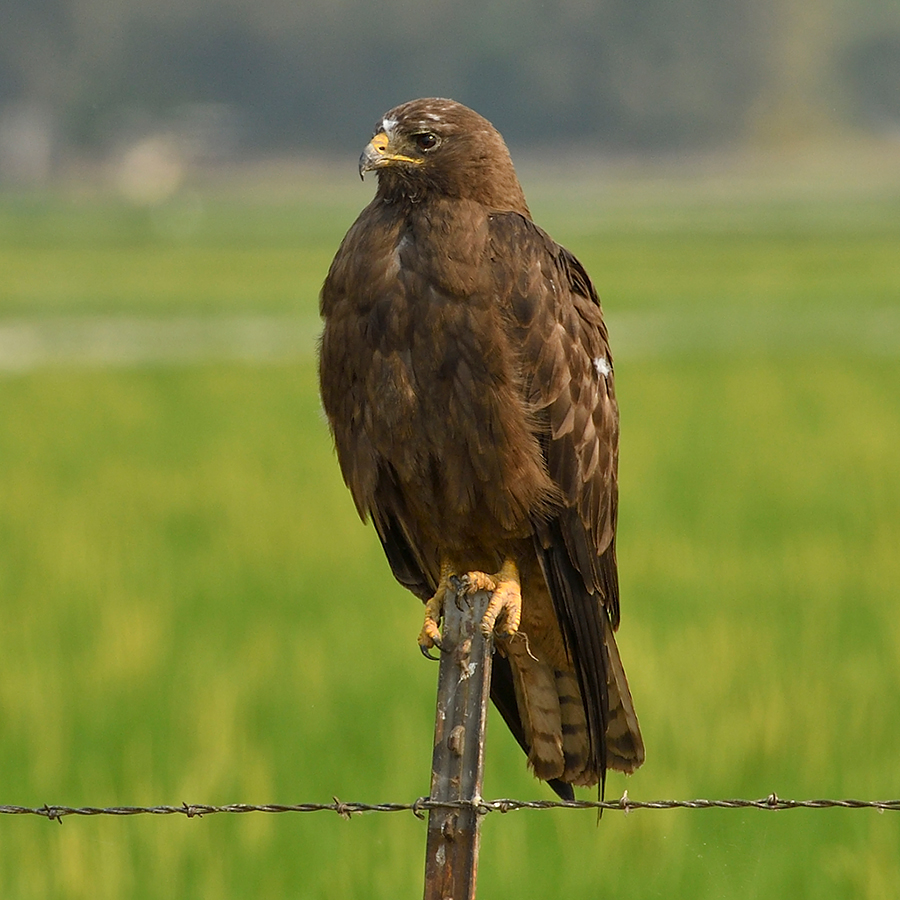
[460,557,522,641]
[417,562,455,658]
[417,558,523,656]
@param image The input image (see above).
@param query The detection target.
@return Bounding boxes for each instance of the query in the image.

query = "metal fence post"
[423,587,493,900]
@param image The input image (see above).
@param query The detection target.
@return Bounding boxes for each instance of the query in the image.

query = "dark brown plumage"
[319,98,644,798]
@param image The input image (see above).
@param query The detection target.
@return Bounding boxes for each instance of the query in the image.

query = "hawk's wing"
[488,212,619,600]
[488,211,631,781]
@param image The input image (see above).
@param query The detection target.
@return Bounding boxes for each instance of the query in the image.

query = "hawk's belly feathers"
[320,215,557,551]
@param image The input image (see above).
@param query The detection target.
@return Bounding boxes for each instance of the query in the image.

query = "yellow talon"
[418,591,445,652]
[418,557,522,654]
[417,561,455,655]
[462,558,521,640]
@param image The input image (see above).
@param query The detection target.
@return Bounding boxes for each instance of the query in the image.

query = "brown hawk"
[318,98,644,798]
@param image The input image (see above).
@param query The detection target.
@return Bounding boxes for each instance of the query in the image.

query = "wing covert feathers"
[491,213,642,784]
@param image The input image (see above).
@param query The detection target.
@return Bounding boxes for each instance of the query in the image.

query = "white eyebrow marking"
[381,117,398,136]
[593,356,611,377]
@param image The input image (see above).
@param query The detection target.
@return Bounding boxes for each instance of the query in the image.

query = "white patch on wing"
[593,356,611,377]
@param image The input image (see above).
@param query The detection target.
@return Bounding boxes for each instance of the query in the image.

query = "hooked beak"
[358,132,389,179]
[358,131,423,179]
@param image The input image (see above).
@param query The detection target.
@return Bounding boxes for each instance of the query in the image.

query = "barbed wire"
[2,794,898,824]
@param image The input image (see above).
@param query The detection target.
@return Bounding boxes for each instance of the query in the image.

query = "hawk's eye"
[414,132,439,151]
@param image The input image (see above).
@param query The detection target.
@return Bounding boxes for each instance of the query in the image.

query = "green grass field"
[1,159,899,898]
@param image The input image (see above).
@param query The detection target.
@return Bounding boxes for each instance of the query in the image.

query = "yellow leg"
[462,558,522,640]
[417,560,455,657]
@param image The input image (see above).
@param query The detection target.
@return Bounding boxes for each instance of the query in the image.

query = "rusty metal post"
[423,586,493,900]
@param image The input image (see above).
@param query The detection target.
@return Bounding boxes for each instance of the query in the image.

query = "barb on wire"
[1,794,899,823]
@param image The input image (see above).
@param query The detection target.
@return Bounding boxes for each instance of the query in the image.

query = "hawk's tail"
[601,612,644,773]
[490,625,643,795]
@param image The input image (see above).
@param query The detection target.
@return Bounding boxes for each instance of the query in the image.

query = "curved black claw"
[419,638,444,662]
[448,574,471,610]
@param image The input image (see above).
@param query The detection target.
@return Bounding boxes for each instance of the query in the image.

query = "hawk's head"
[358,98,529,216]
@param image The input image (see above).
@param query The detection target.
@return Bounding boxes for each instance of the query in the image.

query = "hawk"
[319,98,644,798]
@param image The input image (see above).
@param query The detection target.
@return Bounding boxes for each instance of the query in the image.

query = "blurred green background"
[1,154,898,898]
[2,0,900,895]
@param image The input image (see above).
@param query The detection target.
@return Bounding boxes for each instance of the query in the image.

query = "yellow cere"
[368,131,425,166]
[370,132,390,153]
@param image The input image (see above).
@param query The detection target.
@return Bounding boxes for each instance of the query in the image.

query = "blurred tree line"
[1,0,899,169]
